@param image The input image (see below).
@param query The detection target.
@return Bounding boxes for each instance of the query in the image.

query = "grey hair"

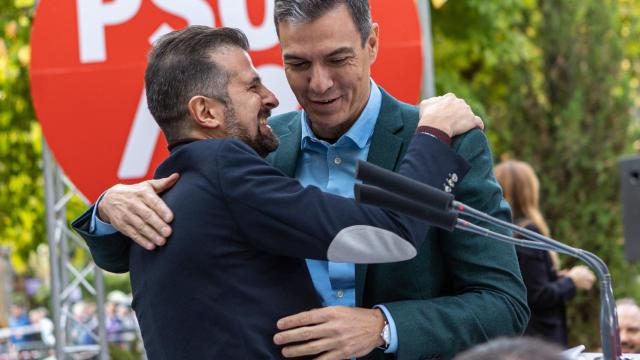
[453,337,566,360]
[274,0,372,47]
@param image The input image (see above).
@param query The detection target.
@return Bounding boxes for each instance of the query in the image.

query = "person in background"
[28,307,55,347]
[104,301,123,344]
[616,298,640,353]
[8,298,32,347]
[70,301,98,346]
[116,303,137,350]
[495,159,596,346]
[453,337,565,360]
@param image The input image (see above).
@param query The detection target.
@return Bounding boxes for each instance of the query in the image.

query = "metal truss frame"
[43,140,109,360]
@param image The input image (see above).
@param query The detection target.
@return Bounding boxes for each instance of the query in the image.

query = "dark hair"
[144,26,249,141]
[454,337,566,360]
[274,0,372,47]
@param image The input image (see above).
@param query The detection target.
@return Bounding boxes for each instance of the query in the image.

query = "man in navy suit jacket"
[72,26,482,359]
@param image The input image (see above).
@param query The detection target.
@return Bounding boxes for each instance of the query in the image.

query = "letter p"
[76,0,142,63]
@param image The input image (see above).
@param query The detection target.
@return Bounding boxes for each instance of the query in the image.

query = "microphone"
[353,160,625,360]
[355,160,454,212]
[354,184,458,231]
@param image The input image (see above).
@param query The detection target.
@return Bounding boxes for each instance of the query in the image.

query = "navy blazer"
[73,134,468,359]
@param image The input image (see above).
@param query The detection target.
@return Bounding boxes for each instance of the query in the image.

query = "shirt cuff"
[90,192,117,235]
[374,305,398,354]
[415,126,452,146]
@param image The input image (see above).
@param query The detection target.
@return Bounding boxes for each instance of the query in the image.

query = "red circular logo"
[30,0,422,201]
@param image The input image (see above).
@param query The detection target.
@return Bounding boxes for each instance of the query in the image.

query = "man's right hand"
[97,173,179,250]
[418,93,484,137]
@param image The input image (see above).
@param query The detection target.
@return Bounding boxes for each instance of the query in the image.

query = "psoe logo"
[30,0,422,201]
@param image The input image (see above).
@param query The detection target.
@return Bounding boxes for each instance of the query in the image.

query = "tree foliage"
[432,0,638,349]
[0,0,42,274]
[620,0,640,152]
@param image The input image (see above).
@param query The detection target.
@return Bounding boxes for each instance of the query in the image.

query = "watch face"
[382,323,391,345]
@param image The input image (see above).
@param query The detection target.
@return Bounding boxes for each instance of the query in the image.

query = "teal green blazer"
[267,88,529,360]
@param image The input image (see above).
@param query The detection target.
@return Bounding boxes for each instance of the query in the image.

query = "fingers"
[98,180,176,247]
[148,173,180,193]
[274,324,333,346]
[117,220,157,251]
[128,202,169,244]
[475,115,485,130]
[281,338,335,358]
[276,307,381,359]
[111,212,165,250]
[113,184,172,243]
[146,174,179,223]
[314,350,351,360]
[277,308,329,330]
[139,187,174,232]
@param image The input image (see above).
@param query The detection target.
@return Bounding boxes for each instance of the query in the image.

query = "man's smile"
[308,96,343,112]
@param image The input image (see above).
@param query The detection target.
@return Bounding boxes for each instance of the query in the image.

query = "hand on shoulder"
[418,93,484,137]
[98,174,179,250]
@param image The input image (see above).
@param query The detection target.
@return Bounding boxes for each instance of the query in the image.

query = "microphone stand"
[353,160,627,360]
[454,207,622,360]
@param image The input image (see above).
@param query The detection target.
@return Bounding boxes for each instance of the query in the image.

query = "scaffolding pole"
[417,0,436,98]
[42,139,109,360]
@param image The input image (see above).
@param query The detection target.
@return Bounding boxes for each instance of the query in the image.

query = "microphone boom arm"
[454,201,621,360]
[353,160,624,359]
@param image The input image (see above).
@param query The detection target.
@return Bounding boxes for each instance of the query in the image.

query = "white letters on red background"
[30,0,422,200]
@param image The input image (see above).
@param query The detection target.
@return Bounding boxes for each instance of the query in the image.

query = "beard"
[224,105,279,158]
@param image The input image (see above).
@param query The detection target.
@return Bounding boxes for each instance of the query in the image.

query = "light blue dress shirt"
[295,81,397,353]
[90,80,398,353]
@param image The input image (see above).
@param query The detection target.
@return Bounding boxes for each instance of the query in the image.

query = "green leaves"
[432,0,638,349]
[0,3,43,274]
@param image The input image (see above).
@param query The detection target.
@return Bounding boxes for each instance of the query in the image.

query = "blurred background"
[1,0,639,358]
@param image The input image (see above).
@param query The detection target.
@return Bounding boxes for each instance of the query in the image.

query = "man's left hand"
[273,306,385,359]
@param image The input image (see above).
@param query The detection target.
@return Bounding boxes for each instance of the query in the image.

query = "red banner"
[30,0,422,201]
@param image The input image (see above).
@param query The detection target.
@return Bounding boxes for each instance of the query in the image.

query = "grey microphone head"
[355,160,454,212]
[354,183,458,231]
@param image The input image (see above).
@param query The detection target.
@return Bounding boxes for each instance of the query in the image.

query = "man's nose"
[309,65,333,95]
[261,86,279,110]
[621,330,630,343]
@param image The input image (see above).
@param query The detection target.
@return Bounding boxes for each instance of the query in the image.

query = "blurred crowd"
[0,291,139,359]
[70,294,138,349]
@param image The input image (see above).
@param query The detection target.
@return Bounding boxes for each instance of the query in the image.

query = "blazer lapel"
[356,89,408,306]
[270,114,303,177]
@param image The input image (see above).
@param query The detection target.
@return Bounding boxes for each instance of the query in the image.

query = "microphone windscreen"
[355,160,453,211]
[354,184,457,231]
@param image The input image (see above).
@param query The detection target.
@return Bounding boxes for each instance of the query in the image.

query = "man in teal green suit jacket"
[268,88,528,360]
[84,1,528,359]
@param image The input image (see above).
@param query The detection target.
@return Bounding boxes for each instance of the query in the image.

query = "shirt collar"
[300,79,382,149]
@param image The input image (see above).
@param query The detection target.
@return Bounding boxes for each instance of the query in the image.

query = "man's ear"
[188,95,225,129]
[367,23,380,64]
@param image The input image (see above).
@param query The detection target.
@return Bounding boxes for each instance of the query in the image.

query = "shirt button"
[334,157,342,165]
[336,290,344,298]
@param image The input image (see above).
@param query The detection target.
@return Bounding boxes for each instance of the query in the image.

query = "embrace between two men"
[72,1,529,359]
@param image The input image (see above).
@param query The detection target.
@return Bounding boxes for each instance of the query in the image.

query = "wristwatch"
[380,321,390,350]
